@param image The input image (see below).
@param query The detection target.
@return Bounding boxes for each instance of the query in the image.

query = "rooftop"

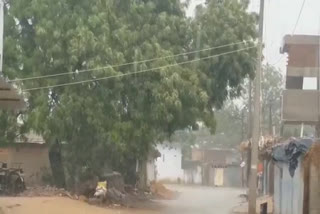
[281,34,320,53]
[0,77,25,110]
[15,132,45,144]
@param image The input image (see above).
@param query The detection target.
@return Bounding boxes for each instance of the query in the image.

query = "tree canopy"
[3,0,257,185]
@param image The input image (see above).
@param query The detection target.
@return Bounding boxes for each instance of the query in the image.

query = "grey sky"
[186,0,320,77]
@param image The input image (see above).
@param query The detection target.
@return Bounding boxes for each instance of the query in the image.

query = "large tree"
[3,0,257,186]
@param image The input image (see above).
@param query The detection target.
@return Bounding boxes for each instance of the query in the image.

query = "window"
[303,77,317,90]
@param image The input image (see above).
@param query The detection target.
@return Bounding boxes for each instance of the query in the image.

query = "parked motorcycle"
[0,162,25,195]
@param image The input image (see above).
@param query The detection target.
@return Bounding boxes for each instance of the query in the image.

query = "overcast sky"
[186,0,320,77]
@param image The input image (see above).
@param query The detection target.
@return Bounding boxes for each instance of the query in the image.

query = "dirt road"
[0,185,244,214]
[0,197,159,214]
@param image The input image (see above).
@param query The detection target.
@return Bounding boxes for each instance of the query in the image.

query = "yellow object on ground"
[97,181,107,190]
[94,181,107,197]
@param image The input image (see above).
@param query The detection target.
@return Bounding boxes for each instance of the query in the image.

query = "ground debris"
[150,182,179,200]
[18,186,75,199]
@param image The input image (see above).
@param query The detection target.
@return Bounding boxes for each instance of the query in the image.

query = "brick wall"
[0,145,51,186]
[287,44,319,68]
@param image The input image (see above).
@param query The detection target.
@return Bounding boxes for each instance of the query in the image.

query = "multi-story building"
[281,35,320,125]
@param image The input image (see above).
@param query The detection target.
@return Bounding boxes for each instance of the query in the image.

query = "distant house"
[182,159,202,185]
[0,132,51,186]
[190,148,242,187]
[154,143,242,187]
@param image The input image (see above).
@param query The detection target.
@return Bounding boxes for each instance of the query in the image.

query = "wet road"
[160,185,245,214]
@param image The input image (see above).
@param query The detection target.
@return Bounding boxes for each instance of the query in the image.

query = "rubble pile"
[150,182,178,200]
[19,186,74,199]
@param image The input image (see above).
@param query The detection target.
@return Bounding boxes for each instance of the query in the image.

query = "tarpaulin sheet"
[272,138,314,177]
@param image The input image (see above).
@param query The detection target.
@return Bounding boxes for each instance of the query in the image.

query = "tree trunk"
[138,159,148,190]
[49,141,66,188]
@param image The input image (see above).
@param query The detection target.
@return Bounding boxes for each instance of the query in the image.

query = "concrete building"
[281,35,320,125]
[275,33,320,214]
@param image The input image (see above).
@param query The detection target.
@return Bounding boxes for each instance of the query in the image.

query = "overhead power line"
[271,0,307,67]
[22,46,255,92]
[292,0,307,34]
[270,55,284,66]
[9,41,250,83]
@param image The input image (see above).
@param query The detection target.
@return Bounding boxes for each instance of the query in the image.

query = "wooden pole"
[248,0,264,213]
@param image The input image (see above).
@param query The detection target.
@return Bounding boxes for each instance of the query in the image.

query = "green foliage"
[261,64,284,135]
[3,0,257,184]
[193,0,257,108]
[213,102,247,147]
[0,111,21,146]
[211,64,284,148]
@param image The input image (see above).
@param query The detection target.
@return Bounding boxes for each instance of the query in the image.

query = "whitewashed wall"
[155,143,184,182]
[146,159,156,185]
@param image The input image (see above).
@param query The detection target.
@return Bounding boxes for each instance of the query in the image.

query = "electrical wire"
[9,41,250,83]
[270,0,307,67]
[270,55,285,66]
[22,46,255,92]
[292,0,307,34]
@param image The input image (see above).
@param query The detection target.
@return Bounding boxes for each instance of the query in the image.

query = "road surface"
[160,185,245,214]
[0,185,244,214]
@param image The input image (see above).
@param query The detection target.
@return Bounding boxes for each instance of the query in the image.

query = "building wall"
[183,166,202,184]
[0,145,51,186]
[224,167,242,187]
[286,44,319,68]
[191,149,204,162]
[191,148,235,164]
[274,161,304,214]
[155,144,183,182]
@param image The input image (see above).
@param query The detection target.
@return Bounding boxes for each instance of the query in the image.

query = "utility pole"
[246,79,252,188]
[0,0,4,73]
[269,102,272,135]
[248,0,264,213]
[248,79,252,139]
